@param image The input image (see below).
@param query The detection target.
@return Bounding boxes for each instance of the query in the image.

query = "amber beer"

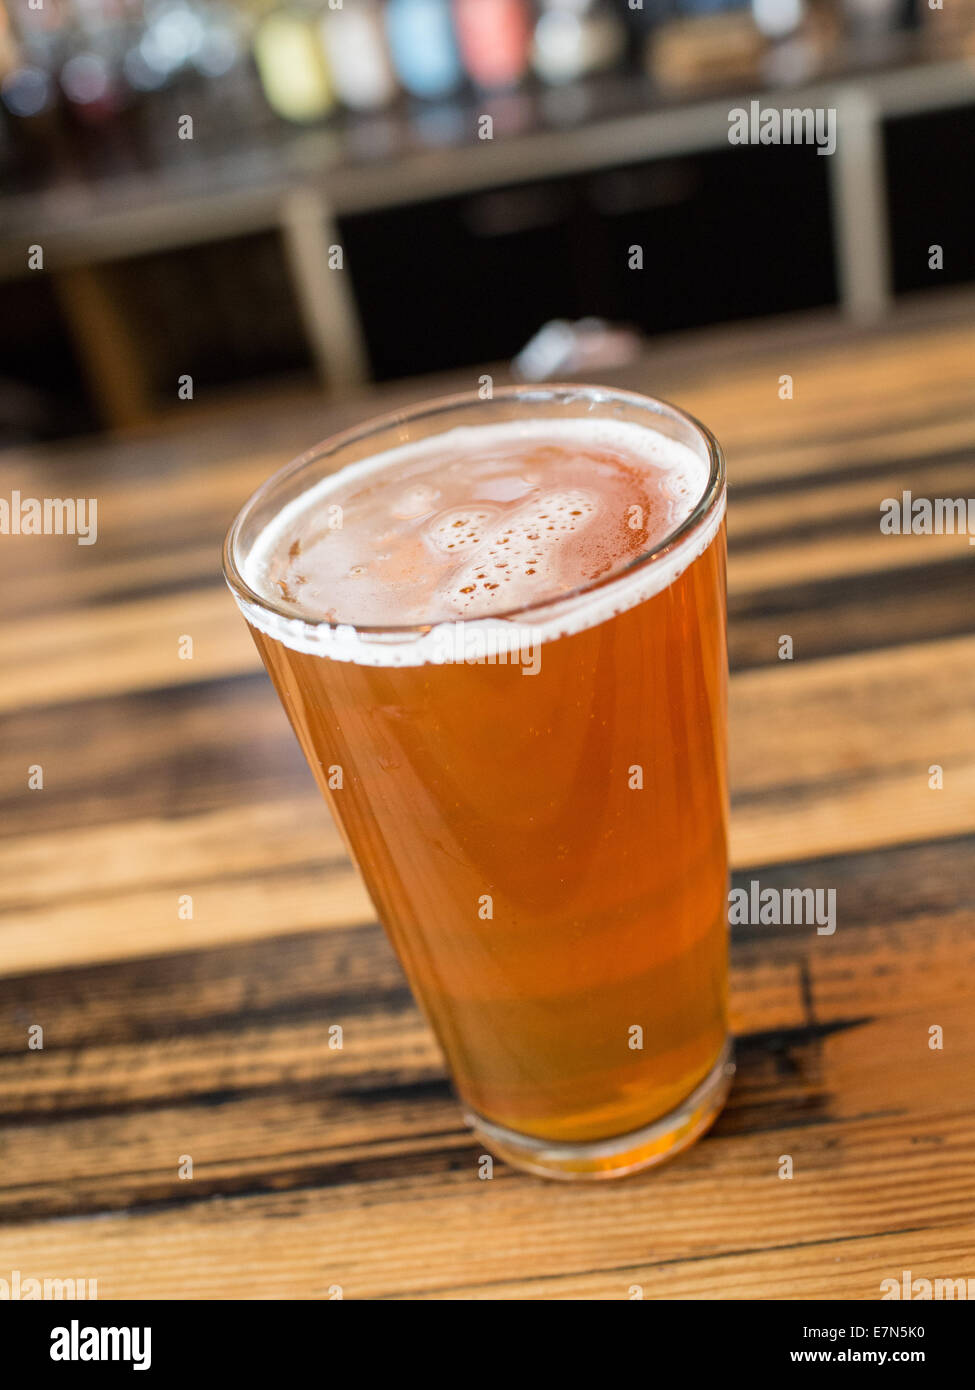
[224,387,731,1178]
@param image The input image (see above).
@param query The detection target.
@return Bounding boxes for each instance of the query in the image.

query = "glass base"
[464,1039,735,1181]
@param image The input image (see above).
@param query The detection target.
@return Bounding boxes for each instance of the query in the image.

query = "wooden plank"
[3,446,973,711]
[1,831,969,1040]
[4,515,970,713]
[397,1224,975,1300]
[729,559,975,670]
[1,631,973,974]
[0,834,971,1226]
[2,1097,973,1298]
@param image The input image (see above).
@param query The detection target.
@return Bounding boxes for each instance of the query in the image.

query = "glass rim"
[222,382,726,638]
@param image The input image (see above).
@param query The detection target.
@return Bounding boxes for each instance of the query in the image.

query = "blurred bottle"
[192,2,249,80]
[751,0,804,38]
[120,0,253,119]
[253,2,334,122]
[384,0,462,99]
[645,12,764,92]
[60,47,124,124]
[452,0,531,90]
[1,60,58,122]
[320,0,396,110]
[1,0,62,154]
[127,0,207,87]
[531,0,625,84]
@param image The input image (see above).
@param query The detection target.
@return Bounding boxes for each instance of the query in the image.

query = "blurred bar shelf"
[3,46,972,257]
[2,37,974,405]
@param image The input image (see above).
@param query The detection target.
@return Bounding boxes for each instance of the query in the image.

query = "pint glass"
[224,386,732,1179]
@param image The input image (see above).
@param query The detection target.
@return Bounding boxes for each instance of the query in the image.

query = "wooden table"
[2,298,973,1300]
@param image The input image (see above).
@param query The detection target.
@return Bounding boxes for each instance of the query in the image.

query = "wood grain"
[0,299,973,1299]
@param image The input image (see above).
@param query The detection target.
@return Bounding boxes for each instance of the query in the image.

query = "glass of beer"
[224,385,732,1179]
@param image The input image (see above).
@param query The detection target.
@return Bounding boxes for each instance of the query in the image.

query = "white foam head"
[235,417,723,666]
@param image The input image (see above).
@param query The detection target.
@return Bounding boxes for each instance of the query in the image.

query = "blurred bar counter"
[2,11,975,435]
[0,294,974,1296]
